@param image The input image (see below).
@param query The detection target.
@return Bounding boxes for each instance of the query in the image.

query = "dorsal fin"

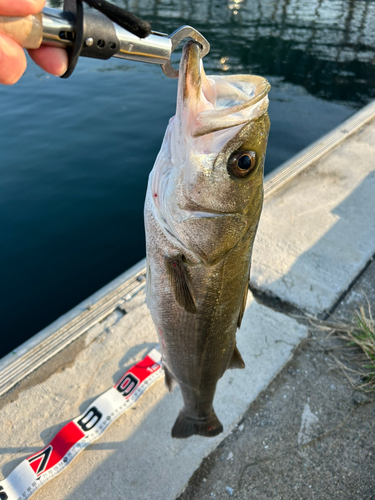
[164,255,197,313]
[238,280,249,328]
[228,344,245,369]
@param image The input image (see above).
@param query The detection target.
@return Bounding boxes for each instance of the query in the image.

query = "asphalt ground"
[177,259,375,500]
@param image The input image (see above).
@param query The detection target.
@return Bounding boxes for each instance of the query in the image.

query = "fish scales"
[144,41,270,438]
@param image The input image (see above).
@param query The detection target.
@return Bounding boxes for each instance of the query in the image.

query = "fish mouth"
[176,40,214,138]
[180,41,216,108]
[180,40,203,103]
[176,41,271,142]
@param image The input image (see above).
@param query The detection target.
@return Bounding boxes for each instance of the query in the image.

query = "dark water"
[1,0,375,358]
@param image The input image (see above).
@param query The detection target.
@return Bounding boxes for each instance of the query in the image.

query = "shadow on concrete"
[252,170,375,317]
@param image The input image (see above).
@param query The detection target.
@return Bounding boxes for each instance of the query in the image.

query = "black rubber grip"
[80,11,120,60]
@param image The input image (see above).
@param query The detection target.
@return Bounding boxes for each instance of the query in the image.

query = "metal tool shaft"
[41,8,74,47]
[42,7,172,66]
[113,26,171,65]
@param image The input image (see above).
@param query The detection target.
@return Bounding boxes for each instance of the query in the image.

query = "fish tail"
[171,409,223,439]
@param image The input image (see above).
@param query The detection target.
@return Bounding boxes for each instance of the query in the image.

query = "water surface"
[1,0,374,357]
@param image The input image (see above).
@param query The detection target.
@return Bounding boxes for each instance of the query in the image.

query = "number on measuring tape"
[77,406,103,432]
[28,445,53,475]
[0,348,162,500]
[0,486,8,500]
[116,373,139,398]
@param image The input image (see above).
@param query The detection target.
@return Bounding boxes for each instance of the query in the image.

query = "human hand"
[0,0,68,84]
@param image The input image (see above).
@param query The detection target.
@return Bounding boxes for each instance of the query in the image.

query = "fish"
[144,40,270,439]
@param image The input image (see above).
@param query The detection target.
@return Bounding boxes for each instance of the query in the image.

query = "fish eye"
[228,151,257,178]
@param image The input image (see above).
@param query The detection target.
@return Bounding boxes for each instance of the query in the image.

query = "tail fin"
[171,409,223,439]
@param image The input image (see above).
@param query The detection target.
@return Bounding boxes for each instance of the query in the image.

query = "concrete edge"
[0,259,146,397]
[1,99,374,397]
[264,100,375,197]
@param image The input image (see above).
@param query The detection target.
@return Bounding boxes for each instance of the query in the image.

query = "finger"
[0,0,45,16]
[0,32,26,84]
[28,45,68,76]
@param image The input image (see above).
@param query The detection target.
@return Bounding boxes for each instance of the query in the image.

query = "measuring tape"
[0,348,162,500]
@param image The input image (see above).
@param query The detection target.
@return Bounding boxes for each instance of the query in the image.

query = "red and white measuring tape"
[0,348,162,500]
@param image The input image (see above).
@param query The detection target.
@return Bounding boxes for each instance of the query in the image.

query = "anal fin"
[238,280,249,328]
[165,255,197,313]
[228,344,245,369]
[163,364,176,392]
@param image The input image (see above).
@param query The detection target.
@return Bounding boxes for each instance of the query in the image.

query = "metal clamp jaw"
[161,26,210,78]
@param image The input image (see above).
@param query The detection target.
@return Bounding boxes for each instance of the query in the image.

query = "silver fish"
[145,41,270,438]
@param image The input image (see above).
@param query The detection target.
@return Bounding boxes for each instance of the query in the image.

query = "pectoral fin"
[165,255,197,313]
[228,344,245,369]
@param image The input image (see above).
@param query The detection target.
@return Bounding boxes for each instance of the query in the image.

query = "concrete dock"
[178,259,375,500]
[1,102,375,500]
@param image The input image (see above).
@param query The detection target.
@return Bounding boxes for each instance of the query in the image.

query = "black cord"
[83,0,151,38]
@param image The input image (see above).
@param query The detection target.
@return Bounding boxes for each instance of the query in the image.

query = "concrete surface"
[177,260,375,500]
[0,294,306,500]
[1,113,375,500]
[251,119,375,317]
